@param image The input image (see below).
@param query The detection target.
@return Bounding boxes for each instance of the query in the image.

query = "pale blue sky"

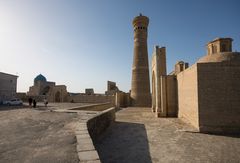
[0,0,239,93]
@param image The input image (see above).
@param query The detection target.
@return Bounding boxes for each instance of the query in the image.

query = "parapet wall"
[72,106,116,162]
[70,102,114,111]
[68,94,115,104]
[87,107,116,141]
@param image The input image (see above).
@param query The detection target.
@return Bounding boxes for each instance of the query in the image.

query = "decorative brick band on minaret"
[130,14,151,107]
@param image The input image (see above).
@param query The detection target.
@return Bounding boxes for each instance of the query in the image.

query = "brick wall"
[0,73,18,102]
[166,75,178,116]
[177,64,199,129]
[68,94,115,104]
[197,62,240,133]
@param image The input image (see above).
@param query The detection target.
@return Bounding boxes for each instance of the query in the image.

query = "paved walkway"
[95,107,240,163]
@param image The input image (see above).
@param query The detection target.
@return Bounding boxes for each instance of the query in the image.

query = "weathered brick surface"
[166,75,178,116]
[87,108,116,140]
[131,15,151,107]
[197,62,240,133]
[68,95,115,104]
[177,64,199,129]
[177,61,240,133]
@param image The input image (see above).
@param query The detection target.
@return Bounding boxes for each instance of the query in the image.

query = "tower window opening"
[222,44,226,52]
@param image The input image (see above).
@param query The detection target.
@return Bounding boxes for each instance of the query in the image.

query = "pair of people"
[28,98,47,108]
[28,97,37,108]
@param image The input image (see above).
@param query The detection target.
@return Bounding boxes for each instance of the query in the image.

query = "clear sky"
[0,0,239,93]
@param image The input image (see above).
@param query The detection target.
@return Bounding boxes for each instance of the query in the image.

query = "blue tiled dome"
[34,74,47,83]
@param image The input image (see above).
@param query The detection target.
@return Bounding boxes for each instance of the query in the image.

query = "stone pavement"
[95,107,240,163]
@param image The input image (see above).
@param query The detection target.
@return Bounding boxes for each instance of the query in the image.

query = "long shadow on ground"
[0,105,27,111]
[94,121,152,163]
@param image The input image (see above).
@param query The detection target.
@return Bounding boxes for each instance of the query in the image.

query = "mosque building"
[27,74,68,102]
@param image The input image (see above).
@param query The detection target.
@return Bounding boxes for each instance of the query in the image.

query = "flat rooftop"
[95,107,240,163]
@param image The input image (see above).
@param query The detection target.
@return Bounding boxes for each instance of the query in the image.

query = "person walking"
[28,97,33,107]
[33,99,37,108]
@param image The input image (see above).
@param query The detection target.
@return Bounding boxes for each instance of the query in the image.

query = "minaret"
[130,14,151,107]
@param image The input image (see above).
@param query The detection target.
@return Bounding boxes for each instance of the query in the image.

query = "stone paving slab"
[77,144,95,152]
[75,133,91,139]
[78,150,100,161]
[76,125,88,131]
[77,138,94,145]
[80,159,101,163]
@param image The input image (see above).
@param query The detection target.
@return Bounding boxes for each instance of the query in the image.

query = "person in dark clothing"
[33,99,37,108]
[28,97,33,107]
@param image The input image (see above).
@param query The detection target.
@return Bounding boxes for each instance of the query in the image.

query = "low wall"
[70,102,114,111]
[87,107,116,141]
[68,94,115,104]
[74,107,116,162]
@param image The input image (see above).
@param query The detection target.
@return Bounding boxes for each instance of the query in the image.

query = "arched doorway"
[152,71,156,112]
[42,86,50,95]
[55,91,61,102]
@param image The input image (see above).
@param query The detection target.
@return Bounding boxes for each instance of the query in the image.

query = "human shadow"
[94,121,152,163]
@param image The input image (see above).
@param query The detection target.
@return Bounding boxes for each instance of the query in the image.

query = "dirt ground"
[2,105,240,163]
[0,105,80,163]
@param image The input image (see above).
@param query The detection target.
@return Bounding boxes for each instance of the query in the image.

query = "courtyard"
[1,105,240,163]
[0,103,90,163]
[95,107,240,163]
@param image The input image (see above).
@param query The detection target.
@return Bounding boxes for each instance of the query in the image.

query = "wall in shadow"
[94,121,152,163]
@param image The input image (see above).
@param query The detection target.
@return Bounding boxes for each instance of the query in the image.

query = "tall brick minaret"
[130,14,151,107]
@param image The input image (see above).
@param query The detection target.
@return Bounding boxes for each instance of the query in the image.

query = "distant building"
[27,74,68,102]
[68,81,117,104]
[85,88,94,95]
[105,81,119,95]
[0,72,18,103]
